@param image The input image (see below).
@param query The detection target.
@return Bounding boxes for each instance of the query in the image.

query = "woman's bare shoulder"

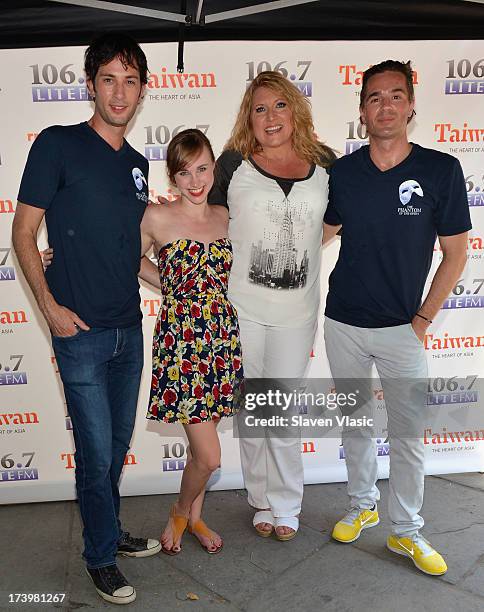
[144,199,180,221]
[210,203,229,220]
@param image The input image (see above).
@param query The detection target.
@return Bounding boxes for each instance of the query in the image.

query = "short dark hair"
[360,60,414,106]
[84,33,148,85]
[166,129,215,184]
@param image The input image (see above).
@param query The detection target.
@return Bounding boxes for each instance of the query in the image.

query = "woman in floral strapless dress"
[147,237,242,424]
[139,129,242,556]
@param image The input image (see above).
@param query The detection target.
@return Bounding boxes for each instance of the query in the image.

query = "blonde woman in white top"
[209,71,335,540]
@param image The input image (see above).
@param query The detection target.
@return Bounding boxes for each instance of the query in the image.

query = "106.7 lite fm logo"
[427,375,478,406]
[246,60,313,96]
[30,63,88,102]
[340,437,389,459]
[144,124,209,161]
[162,441,186,472]
[442,275,484,310]
[445,58,484,95]
[344,119,368,155]
[0,248,15,281]
[465,173,484,207]
[425,376,483,451]
[0,354,27,386]
[0,451,38,482]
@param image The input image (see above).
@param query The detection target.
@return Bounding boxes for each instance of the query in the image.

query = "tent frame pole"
[48,0,188,23]
[49,0,320,25]
[205,0,320,24]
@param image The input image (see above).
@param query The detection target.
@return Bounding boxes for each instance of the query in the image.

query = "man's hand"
[412,232,468,341]
[156,195,180,206]
[42,295,90,337]
[13,203,90,338]
[410,315,429,342]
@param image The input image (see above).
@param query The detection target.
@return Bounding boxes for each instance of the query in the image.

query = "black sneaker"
[117,531,162,558]
[86,564,136,605]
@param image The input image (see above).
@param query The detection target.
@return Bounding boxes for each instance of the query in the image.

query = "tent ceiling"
[2,0,484,49]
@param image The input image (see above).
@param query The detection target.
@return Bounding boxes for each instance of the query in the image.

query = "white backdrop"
[1,40,483,504]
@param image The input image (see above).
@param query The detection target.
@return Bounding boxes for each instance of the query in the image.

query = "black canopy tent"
[2,0,484,53]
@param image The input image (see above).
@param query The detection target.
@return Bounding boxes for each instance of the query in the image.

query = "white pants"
[324,317,428,536]
[237,318,316,517]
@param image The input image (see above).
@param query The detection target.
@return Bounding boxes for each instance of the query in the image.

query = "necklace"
[254,150,309,179]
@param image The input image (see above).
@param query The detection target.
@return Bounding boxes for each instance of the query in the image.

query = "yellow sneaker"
[387,534,447,576]
[332,505,379,543]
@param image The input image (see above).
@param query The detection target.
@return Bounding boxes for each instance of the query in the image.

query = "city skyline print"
[248,197,309,290]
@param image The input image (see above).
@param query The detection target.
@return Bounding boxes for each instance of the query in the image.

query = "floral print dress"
[147,238,243,424]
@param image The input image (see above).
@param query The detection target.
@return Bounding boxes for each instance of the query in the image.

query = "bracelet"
[415,312,432,324]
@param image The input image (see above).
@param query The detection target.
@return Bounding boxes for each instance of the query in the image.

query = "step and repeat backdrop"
[0,40,483,504]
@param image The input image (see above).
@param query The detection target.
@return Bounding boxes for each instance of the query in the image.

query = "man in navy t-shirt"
[12,34,160,604]
[323,60,471,576]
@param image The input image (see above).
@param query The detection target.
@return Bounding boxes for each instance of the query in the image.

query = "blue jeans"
[52,324,143,568]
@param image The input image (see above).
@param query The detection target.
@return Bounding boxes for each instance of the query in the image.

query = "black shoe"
[86,564,136,605]
[117,531,162,558]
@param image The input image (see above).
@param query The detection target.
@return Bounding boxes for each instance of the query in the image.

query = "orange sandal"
[188,519,223,554]
[161,505,188,556]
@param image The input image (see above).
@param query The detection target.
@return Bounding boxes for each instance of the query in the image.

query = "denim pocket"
[52,329,81,341]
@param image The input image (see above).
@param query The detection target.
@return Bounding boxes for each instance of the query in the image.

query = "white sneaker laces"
[342,506,366,525]
[411,534,434,556]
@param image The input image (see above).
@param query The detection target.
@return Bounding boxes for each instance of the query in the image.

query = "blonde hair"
[224,71,334,167]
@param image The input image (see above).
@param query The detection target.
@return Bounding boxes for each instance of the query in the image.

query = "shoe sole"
[275,530,297,542]
[192,536,224,554]
[332,517,380,543]
[386,542,447,576]
[187,523,224,553]
[161,544,182,556]
[86,569,137,605]
[118,542,162,558]
[255,526,273,538]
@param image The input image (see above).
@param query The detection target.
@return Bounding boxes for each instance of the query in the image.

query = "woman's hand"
[41,247,54,271]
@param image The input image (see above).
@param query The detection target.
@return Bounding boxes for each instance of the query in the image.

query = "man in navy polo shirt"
[323,60,471,575]
[12,33,160,604]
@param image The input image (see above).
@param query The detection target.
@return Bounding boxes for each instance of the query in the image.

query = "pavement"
[1,472,484,612]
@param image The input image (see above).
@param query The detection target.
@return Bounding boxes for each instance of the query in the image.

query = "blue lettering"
[427,391,478,405]
[468,193,484,207]
[162,459,186,472]
[144,146,168,161]
[0,267,15,280]
[345,141,368,155]
[445,79,484,95]
[32,86,89,102]
[295,82,312,96]
[0,468,38,482]
[0,372,27,386]
[443,296,483,309]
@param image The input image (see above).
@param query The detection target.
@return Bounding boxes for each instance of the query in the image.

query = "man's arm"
[323,222,342,246]
[139,255,161,289]
[139,206,161,290]
[412,231,468,340]
[12,202,89,336]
